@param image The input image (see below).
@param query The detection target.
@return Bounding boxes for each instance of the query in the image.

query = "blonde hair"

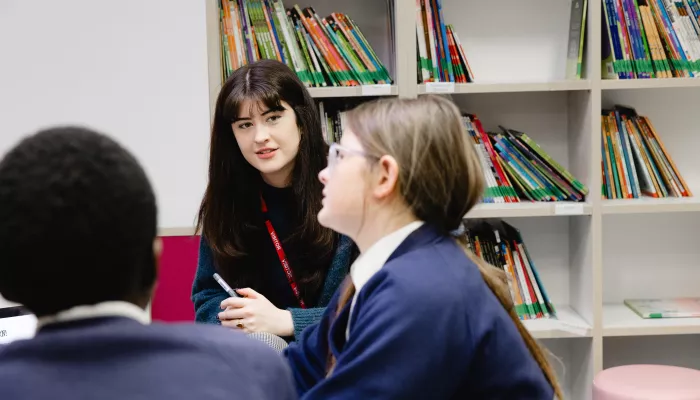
[327,95,563,399]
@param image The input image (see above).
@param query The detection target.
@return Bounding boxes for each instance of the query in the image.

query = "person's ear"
[372,155,400,200]
[153,238,163,272]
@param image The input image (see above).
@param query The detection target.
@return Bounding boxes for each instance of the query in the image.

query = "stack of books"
[415,0,474,83]
[218,0,393,86]
[462,219,555,320]
[463,115,588,203]
[317,100,347,144]
[601,105,691,199]
[602,0,700,79]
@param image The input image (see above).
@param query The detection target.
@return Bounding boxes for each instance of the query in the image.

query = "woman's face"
[317,130,371,237]
[231,100,300,187]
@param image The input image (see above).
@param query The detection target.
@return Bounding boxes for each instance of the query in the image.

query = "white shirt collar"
[350,220,424,294]
[37,301,150,329]
[346,221,424,340]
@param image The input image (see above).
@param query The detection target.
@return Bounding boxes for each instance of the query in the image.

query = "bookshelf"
[199,1,700,398]
[417,80,592,94]
[602,197,700,214]
[601,77,700,90]
[603,304,700,337]
[466,202,593,219]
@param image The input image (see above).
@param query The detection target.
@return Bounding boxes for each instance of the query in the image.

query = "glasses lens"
[328,145,338,170]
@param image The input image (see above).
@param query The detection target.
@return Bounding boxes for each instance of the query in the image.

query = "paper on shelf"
[361,84,392,96]
[425,82,455,93]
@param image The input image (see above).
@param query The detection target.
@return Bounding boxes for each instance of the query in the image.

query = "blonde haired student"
[284,95,562,399]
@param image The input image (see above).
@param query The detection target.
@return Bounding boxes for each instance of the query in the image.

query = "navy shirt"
[0,317,297,400]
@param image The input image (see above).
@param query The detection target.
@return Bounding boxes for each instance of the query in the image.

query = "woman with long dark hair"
[192,60,355,340]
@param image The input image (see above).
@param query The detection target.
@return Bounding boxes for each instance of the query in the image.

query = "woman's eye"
[237,122,252,130]
[267,115,281,123]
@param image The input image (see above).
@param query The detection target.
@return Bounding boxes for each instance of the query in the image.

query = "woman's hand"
[218,288,294,337]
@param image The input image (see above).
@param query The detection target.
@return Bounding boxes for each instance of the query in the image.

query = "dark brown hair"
[326,96,563,399]
[197,60,335,299]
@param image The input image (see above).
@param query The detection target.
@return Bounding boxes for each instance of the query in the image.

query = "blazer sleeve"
[283,294,339,395]
[191,237,228,325]
[286,234,354,339]
[289,274,470,400]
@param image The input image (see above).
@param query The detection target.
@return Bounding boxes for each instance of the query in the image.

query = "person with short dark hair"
[0,126,297,400]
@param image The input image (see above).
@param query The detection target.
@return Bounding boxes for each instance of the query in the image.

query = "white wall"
[0,0,211,231]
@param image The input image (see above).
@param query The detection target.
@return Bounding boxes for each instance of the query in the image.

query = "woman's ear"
[372,155,400,200]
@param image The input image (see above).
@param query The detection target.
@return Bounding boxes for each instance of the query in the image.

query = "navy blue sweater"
[284,224,554,399]
[192,184,355,339]
[0,317,296,400]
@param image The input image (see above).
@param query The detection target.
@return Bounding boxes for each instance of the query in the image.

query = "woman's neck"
[353,207,420,253]
[261,166,293,188]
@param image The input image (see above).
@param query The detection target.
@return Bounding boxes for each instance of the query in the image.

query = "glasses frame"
[327,142,377,172]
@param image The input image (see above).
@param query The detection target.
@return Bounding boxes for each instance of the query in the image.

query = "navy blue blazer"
[0,317,297,400]
[284,224,554,399]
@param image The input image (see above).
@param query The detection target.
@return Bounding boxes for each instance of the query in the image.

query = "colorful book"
[461,115,588,203]
[415,0,474,83]
[624,298,700,318]
[461,219,556,320]
[218,0,393,87]
[601,105,692,199]
[602,0,700,78]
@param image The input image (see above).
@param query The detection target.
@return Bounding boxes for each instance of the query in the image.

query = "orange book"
[302,7,356,86]
[292,6,344,85]
[330,13,377,82]
[504,245,527,320]
[641,116,692,196]
[221,0,239,70]
[626,119,661,197]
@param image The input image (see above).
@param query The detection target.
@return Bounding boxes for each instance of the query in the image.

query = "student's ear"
[372,155,400,200]
[153,237,163,270]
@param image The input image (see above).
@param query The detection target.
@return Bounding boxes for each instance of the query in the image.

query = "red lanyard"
[261,196,307,309]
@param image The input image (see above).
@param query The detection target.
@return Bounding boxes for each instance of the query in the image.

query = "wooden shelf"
[523,305,592,339]
[308,85,398,98]
[602,197,700,215]
[465,202,592,219]
[418,80,591,95]
[603,304,700,337]
[602,78,700,90]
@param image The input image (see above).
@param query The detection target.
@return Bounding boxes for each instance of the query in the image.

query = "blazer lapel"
[327,224,444,357]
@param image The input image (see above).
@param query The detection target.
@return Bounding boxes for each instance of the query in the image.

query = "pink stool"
[593,365,700,400]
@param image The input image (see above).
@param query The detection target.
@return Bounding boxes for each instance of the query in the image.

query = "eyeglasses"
[327,143,375,172]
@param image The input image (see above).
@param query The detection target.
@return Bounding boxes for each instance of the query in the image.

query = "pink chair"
[593,364,700,400]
